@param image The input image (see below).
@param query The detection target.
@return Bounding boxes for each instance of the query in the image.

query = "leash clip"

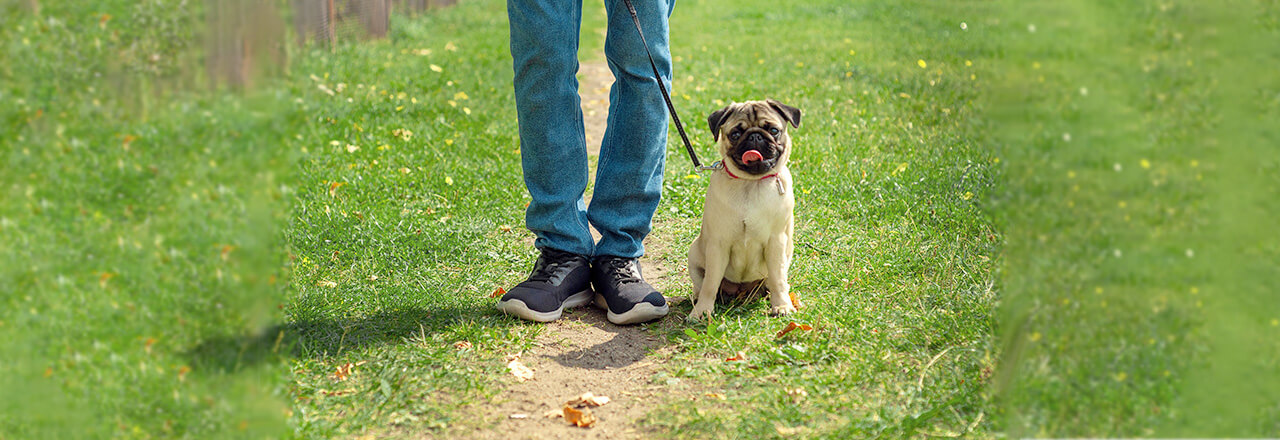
[697,160,723,173]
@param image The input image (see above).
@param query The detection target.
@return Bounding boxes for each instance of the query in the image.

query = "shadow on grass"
[185,304,521,372]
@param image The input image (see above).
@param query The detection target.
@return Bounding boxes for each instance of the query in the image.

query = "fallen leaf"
[563,405,597,428]
[498,225,512,233]
[775,322,814,338]
[544,408,564,419]
[725,351,747,362]
[567,392,610,407]
[507,358,533,382]
[453,340,472,350]
[788,290,801,309]
[220,245,235,261]
[328,182,345,198]
[786,387,808,403]
[98,272,115,288]
[489,286,507,298]
[332,363,354,381]
[177,365,191,382]
[775,423,807,437]
[705,392,726,400]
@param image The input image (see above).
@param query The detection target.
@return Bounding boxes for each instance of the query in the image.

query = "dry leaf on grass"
[98,272,115,288]
[453,340,472,350]
[563,405,597,428]
[544,408,564,419]
[725,351,747,362]
[705,392,727,400]
[786,388,809,403]
[788,291,802,309]
[489,287,506,298]
[775,322,814,338]
[331,361,367,381]
[506,357,533,382]
[320,388,356,397]
[775,423,808,437]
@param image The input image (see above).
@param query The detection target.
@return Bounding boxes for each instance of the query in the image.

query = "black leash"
[620,0,718,172]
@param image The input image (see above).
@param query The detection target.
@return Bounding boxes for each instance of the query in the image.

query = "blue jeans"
[507,0,676,259]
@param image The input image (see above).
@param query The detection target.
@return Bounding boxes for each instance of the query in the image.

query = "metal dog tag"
[775,178,786,195]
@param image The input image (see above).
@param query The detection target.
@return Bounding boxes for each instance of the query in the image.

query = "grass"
[281,0,997,437]
[3,0,1277,438]
[1,1,294,437]
[977,0,1280,436]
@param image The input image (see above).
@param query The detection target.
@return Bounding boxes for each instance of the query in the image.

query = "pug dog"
[687,99,802,321]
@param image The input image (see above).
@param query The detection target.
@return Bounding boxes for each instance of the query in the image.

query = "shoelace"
[528,251,577,283]
[600,258,642,285]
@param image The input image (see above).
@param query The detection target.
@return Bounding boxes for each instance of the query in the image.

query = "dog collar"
[723,166,786,195]
[723,166,778,181]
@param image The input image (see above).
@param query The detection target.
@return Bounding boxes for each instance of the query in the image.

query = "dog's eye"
[729,131,742,140]
[769,127,780,135]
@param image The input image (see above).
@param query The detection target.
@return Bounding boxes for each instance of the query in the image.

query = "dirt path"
[579,60,613,159]
[479,312,678,439]
[486,60,690,439]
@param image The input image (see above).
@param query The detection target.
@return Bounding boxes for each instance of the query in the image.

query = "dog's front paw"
[769,304,797,316]
[686,305,714,323]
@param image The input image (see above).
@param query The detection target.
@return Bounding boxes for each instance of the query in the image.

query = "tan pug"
[687,99,802,321]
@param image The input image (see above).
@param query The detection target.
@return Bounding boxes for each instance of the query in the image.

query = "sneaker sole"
[593,294,670,325]
[496,289,592,322]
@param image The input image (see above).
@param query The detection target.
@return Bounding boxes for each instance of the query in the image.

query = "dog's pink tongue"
[742,150,763,164]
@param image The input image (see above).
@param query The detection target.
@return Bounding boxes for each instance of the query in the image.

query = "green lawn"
[273,0,1001,436]
[1,1,295,437]
[2,0,1276,438]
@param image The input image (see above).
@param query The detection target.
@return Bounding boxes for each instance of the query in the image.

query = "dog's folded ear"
[707,105,732,142]
[766,99,802,128]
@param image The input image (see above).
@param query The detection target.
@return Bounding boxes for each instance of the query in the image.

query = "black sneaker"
[495,248,593,322]
[590,256,669,325]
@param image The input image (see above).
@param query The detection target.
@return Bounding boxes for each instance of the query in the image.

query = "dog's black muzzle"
[731,128,784,175]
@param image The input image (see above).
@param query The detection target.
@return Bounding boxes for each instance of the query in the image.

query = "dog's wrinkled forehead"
[722,102,785,128]
[727,101,783,125]
[708,99,802,142]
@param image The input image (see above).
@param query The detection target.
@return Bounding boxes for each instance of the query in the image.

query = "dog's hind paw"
[769,305,797,316]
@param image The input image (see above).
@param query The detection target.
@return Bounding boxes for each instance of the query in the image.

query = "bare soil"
[475,311,679,439]
[578,60,613,158]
